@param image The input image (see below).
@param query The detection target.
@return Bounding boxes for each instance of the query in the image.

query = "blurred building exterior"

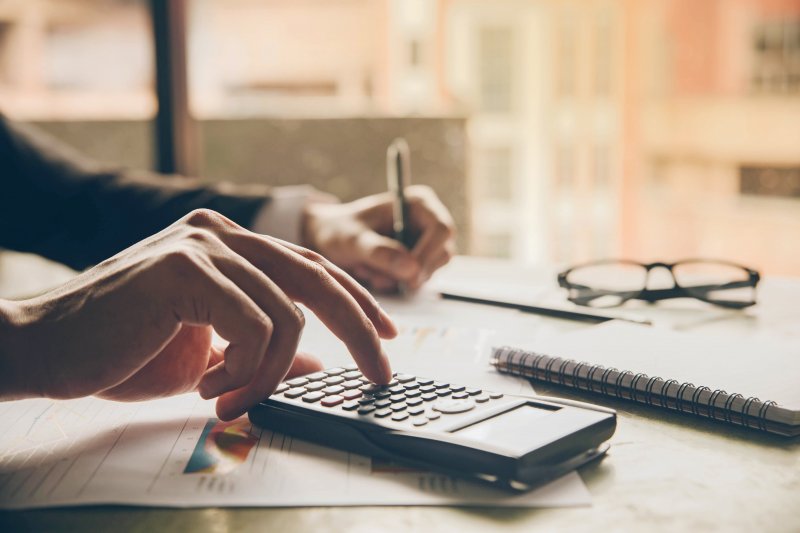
[1,0,798,274]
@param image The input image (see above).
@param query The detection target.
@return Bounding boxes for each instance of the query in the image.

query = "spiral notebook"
[491,322,800,436]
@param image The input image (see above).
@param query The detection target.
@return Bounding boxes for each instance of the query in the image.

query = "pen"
[387,138,412,294]
[529,394,618,415]
[440,292,652,326]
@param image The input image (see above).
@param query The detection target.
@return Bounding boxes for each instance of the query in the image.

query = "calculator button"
[403,382,420,390]
[375,399,392,409]
[389,394,406,403]
[323,376,345,386]
[307,372,328,381]
[274,383,289,394]
[433,398,476,414]
[342,370,362,380]
[325,367,346,375]
[342,379,362,390]
[408,406,425,416]
[449,385,466,393]
[391,412,409,422]
[344,363,359,371]
[425,411,441,421]
[421,393,437,402]
[358,397,375,405]
[406,397,423,407]
[466,387,482,396]
[405,389,421,398]
[374,408,392,418]
[489,392,504,399]
[452,391,469,400]
[284,387,306,398]
[304,381,326,392]
[388,385,405,394]
[417,378,434,386]
[388,379,400,386]
[433,381,449,389]
[475,394,490,403]
[395,374,416,383]
[302,391,325,403]
[341,390,362,401]
[390,402,407,412]
[412,418,428,427]
[436,389,452,397]
[357,405,376,415]
[375,390,392,399]
[321,395,344,407]
[323,385,345,396]
[420,385,436,394]
[286,377,309,387]
[342,401,359,411]
[360,384,382,393]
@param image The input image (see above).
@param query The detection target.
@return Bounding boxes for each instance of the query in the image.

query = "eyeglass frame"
[557,259,761,309]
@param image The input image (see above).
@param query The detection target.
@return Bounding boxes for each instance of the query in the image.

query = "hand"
[0,209,396,420]
[302,185,456,292]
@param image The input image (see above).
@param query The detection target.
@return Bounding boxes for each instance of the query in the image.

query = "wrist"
[301,202,323,251]
[300,192,341,252]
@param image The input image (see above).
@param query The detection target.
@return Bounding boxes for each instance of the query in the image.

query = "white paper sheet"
[0,294,594,509]
[0,394,591,509]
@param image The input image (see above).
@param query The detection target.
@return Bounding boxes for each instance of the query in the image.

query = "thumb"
[284,352,325,379]
[355,231,421,281]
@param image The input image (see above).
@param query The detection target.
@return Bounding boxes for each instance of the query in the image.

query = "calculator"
[248,365,616,491]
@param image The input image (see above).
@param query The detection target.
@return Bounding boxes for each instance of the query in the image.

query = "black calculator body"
[249,365,616,491]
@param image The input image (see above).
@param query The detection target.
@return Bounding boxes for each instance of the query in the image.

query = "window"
[478,26,513,113]
[752,19,800,94]
[476,147,513,202]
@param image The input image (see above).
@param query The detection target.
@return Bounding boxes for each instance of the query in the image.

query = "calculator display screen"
[452,404,559,454]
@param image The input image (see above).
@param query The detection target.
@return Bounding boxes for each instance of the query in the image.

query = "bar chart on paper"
[0,319,589,509]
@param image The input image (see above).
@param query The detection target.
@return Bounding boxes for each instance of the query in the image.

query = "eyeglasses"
[557,259,760,309]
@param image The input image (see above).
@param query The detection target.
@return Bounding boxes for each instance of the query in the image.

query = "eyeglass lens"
[565,262,647,308]
[671,261,755,306]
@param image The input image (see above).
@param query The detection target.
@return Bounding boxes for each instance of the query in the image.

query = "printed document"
[0,297,592,509]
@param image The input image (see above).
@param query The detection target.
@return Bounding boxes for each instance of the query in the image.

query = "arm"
[0,210,396,419]
[0,114,269,270]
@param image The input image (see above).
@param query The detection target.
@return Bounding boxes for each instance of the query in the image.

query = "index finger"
[223,231,394,384]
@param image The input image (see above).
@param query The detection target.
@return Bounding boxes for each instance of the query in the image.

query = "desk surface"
[1,254,798,532]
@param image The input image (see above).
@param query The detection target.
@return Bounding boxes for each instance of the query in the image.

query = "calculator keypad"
[274,368,508,428]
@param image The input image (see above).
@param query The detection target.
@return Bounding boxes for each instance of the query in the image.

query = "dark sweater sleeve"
[0,114,272,270]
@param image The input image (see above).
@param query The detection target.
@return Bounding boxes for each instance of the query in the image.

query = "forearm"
[0,299,40,401]
[0,115,269,270]
[21,171,270,270]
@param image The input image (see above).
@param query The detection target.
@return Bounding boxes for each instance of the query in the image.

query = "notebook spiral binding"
[492,346,778,432]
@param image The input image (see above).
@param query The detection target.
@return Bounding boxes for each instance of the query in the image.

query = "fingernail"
[392,256,418,277]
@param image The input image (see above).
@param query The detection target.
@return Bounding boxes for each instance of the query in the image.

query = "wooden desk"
[1,254,798,532]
